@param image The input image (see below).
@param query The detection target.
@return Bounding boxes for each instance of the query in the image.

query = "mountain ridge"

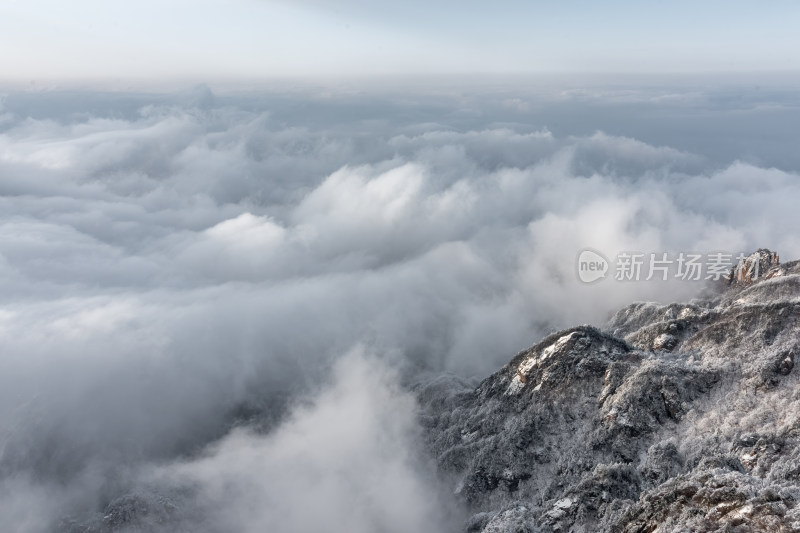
[417,249,800,532]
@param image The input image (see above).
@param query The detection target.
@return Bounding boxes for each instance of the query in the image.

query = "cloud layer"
[1,81,799,531]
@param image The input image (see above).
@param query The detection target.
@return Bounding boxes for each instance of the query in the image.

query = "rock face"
[418,249,800,532]
[728,249,782,285]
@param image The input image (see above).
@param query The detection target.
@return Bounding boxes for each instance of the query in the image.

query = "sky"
[1,0,799,82]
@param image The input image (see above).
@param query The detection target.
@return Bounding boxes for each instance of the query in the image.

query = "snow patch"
[505,332,580,395]
[545,497,574,520]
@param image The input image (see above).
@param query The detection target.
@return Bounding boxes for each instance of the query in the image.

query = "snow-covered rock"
[418,249,800,532]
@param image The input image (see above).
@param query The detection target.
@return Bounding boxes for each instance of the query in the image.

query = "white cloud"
[143,348,457,533]
[1,85,799,531]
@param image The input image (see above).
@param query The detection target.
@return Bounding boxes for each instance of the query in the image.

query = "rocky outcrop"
[418,249,800,532]
[728,249,781,285]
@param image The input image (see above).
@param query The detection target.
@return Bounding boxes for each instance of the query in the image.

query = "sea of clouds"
[1,78,799,531]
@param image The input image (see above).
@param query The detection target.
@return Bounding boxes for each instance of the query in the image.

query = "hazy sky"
[1,0,799,82]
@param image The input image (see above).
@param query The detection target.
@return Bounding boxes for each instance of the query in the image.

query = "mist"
[1,78,800,531]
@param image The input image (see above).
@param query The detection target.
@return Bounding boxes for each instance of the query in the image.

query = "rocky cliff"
[417,250,800,532]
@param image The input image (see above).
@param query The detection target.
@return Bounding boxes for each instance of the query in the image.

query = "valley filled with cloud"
[2,78,800,531]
